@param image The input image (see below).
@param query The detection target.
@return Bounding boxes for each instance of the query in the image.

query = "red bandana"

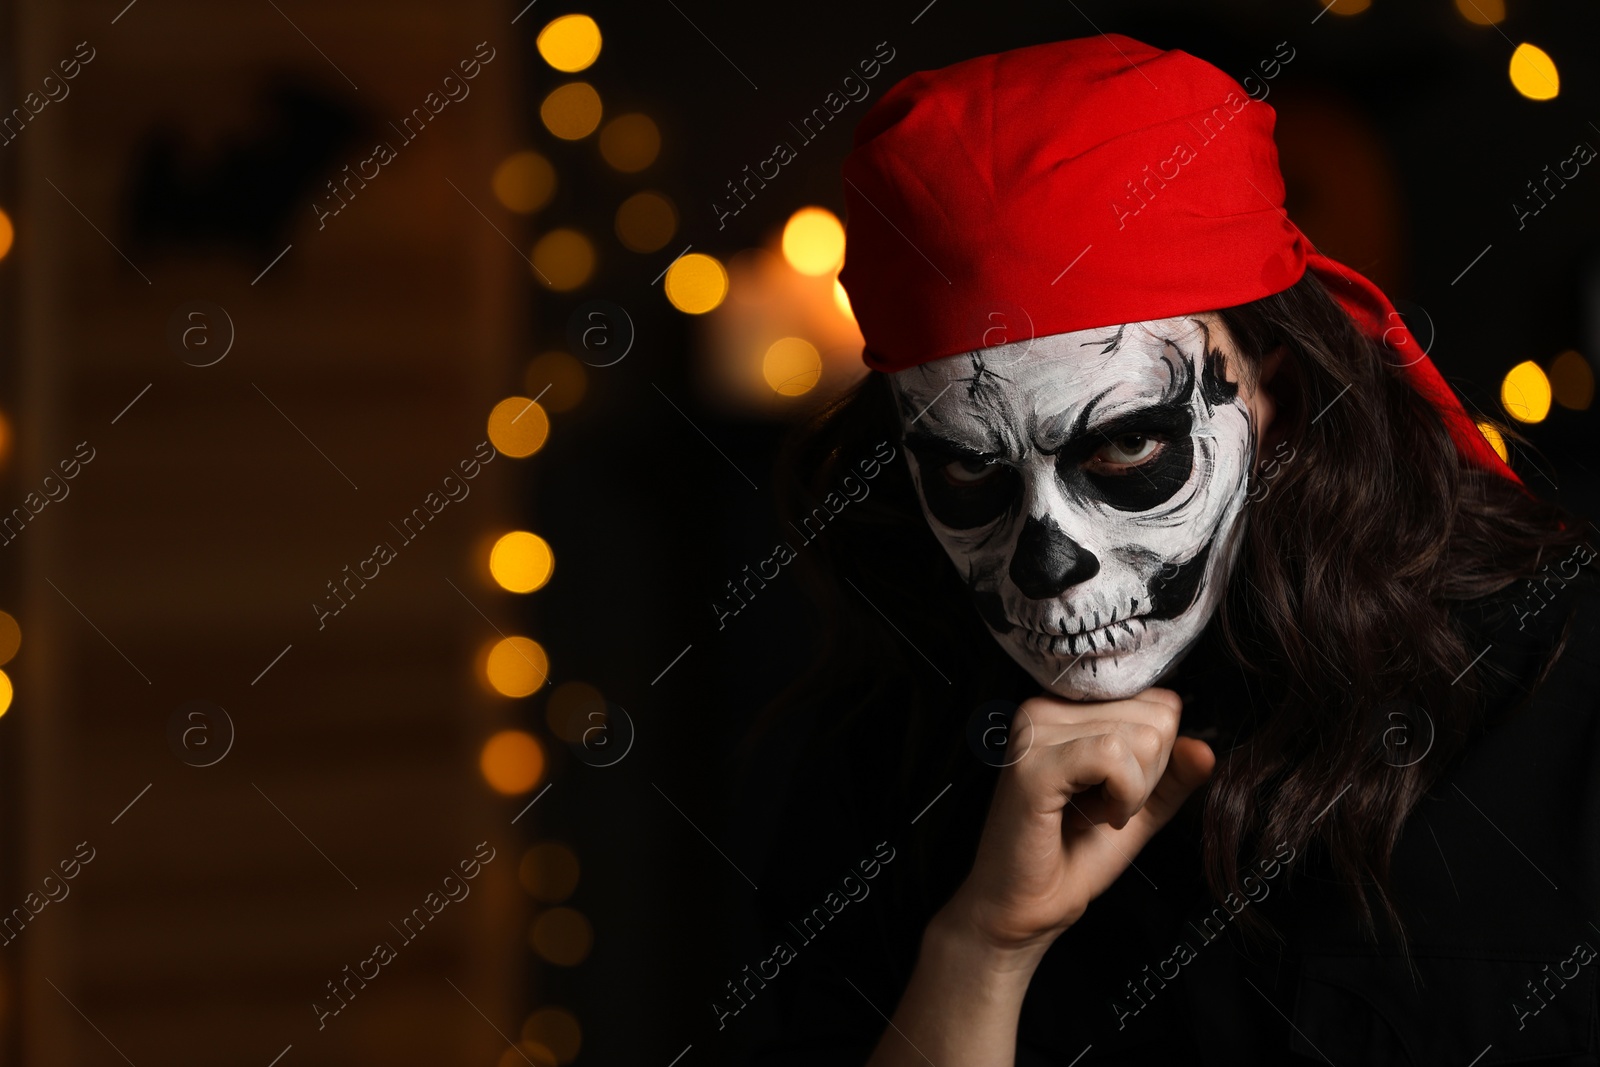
[837,34,1515,480]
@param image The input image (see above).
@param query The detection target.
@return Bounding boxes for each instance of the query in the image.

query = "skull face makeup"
[890,316,1257,702]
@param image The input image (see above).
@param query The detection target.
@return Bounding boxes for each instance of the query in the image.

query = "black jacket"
[739,577,1600,1065]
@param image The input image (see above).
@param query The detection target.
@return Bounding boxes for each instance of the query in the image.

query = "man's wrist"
[924,898,1057,990]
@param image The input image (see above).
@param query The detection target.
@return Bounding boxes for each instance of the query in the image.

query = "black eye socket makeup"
[906,394,1198,525]
[1061,402,1196,512]
[905,431,1022,530]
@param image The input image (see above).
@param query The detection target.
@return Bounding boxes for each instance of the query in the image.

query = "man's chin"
[1034,660,1165,702]
[1003,626,1197,702]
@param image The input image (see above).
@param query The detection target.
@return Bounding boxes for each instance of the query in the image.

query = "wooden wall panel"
[4,1,532,1063]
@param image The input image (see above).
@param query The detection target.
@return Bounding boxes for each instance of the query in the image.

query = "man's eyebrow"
[903,428,992,459]
[1067,385,1118,442]
[1080,397,1193,437]
[1036,392,1191,455]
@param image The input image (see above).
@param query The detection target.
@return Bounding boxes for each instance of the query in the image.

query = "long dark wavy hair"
[755,268,1584,947]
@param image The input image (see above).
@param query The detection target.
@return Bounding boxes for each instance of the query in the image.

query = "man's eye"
[941,457,1000,485]
[1090,433,1162,469]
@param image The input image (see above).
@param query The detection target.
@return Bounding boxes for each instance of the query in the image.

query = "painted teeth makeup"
[890,316,1255,701]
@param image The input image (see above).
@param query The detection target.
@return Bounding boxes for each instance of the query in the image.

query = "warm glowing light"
[541,82,603,140]
[614,191,677,253]
[483,636,550,697]
[763,337,822,396]
[599,113,660,172]
[490,531,555,593]
[523,1007,582,1065]
[532,228,595,291]
[1501,360,1552,423]
[487,396,550,457]
[0,611,20,667]
[0,209,14,261]
[1325,0,1370,13]
[0,670,12,718]
[1455,0,1504,25]
[493,151,557,214]
[537,14,602,73]
[480,729,545,793]
[519,841,581,902]
[1510,43,1559,101]
[1549,349,1594,411]
[524,351,588,414]
[546,681,605,742]
[782,207,846,276]
[663,253,728,314]
[833,277,854,319]
[0,411,13,469]
[530,907,593,965]
[1475,421,1509,464]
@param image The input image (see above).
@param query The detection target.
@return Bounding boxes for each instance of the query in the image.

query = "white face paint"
[890,316,1256,701]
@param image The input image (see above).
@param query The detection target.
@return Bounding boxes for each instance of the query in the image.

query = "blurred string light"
[614,191,677,253]
[1325,0,1371,14]
[519,840,580,902]
[699,243,867,413]
[493,151,557,214]
[530,907,592,965]
[0,611,20,667]
[488,396,550,457]
[0,611,19,716]
[541,82,602,140]
[1475,420,1509,464]
[599,114,660,172]
[532,228,595,291]
[480,728,546,794]
[781,207,845,276]
[490,531,555,593]
[0,208,13,261]
[763,337,822,396]
[483,636,549,697]
[494,25,606,1018]
[1509,43,1559,101]
[1454,0,1505,25]
[523,352,587,413]
[1501,360,1552,423]
[536,14,602,72]
[523,1008,582,1065]
[664,252,728,314]
[1549,349,1594,410]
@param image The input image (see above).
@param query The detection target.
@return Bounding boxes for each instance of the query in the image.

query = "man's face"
[889,315,1258,701]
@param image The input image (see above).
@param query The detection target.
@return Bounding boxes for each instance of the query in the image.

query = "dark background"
[0,0,1594,1064]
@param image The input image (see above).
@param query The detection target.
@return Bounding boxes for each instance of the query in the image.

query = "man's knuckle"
[1096,732,1127,762]
[1129,723,1163,759]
